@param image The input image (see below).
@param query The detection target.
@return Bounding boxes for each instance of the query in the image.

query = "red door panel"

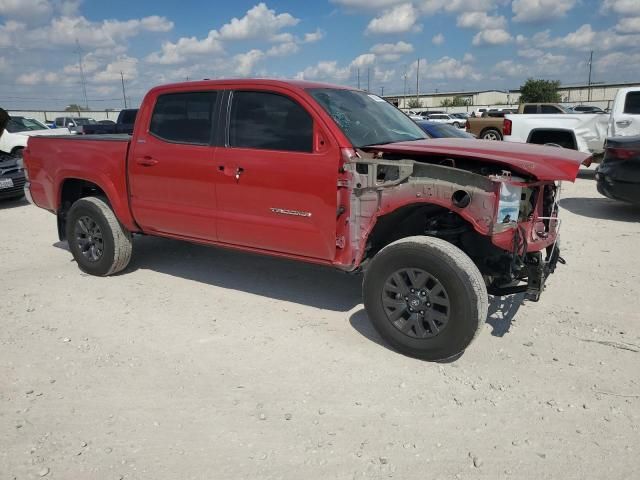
[128,90,219,241]
[215,89,340,260]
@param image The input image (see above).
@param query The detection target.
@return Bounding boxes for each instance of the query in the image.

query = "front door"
[128,90,220,241]
[215,89,339,260]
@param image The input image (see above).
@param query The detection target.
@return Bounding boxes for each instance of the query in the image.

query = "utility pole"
[403,70,407,99]
[415,59,420,107]
[76,39,89,110]
[120,71,128,109]
[367,68,370,92]
[587,50,593,102]
[380,86,384,97]
[357,68,360,89]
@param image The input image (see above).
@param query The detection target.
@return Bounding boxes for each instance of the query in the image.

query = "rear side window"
[541,105,562,114]
[229,91,313,153]
[523,105,537,114]
[55,118,64,127]
[150,92,218,144]
[623,92,640,114]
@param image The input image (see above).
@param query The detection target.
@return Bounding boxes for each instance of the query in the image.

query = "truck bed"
[25,134,136,230]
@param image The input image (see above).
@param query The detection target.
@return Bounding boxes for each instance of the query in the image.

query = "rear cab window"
[523,105,537,114]
[149,91,218,144]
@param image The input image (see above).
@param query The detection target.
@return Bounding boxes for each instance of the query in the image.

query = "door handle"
[218,166,244,181]
[616,120,632,127]
[136,156,158,166]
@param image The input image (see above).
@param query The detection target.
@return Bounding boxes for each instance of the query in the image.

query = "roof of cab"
[148,78,354,95]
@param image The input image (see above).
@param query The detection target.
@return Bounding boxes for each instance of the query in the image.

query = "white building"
[386,81,640,112]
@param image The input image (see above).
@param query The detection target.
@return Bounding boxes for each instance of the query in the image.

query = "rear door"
[128,90,221,241]
[214,88,340,260]
[610,90,640,137]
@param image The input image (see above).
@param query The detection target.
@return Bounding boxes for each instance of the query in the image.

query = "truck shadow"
[559,197,640,222]
[349,293,524,353]
[125,235,363,312]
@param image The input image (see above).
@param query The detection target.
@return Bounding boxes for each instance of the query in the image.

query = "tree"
[440,96,471,107]
[407,98,422,108]
[519,79,562,103]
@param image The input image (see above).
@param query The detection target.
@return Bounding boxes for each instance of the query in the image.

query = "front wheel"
[65,196,132,276]
[453,122,460,128]
[363,236,488,361]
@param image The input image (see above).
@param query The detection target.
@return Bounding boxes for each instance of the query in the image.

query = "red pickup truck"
[22,79,590,361]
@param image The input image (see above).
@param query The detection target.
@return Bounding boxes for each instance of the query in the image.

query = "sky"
[1,0,639,110]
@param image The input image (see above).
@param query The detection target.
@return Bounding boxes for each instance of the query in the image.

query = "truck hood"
[366,138,590,181]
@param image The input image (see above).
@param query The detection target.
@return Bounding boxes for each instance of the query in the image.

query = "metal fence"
[7,110,123,124]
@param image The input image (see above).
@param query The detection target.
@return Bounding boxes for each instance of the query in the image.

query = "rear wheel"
[453,122,461,128]
[65,196,132,276]
[363,236,488,361]
[481,129,502,141]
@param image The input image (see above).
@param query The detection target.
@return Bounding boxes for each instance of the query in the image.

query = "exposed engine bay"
[343,148,563,300]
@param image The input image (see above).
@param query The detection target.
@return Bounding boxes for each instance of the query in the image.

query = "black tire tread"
[364,236,488,359]
[70,196,132,276]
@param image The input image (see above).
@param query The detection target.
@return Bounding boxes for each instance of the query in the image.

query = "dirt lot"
[1,170,639,480]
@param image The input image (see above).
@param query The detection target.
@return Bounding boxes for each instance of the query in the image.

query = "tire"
[363,236,488,361]
[65,196,132,276]
[453,122,460,129]
[481,129,502,141]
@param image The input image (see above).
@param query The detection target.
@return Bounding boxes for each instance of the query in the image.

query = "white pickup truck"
[504,87,640,156]
[0,115,71,157]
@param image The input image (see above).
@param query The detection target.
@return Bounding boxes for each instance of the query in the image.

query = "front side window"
[150,91,218,144]
[229,91,313,153]
[309,89,427,148]
[623,92,640,114]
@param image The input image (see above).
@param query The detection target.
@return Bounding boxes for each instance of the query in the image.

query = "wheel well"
[365,204,464,259]
[57,179,107,240]
[527,129,577,150]
[363,203,509,278]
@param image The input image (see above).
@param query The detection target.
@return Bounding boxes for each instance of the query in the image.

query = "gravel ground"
[1,170,639,480]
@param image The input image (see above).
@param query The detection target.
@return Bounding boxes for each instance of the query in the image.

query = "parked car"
[0,112,71,156]
[595,136,640,205]
[451,112,470,120]
[79,109,138,135]
[518,103,571,114]
[98,120,116,125]
[53,116,98,133]
[24,79,589,361]
[503,89,640,156]
[416,121,474,138]
[0,110,26,199]
[572,105,607,114]
[426,113,463,128]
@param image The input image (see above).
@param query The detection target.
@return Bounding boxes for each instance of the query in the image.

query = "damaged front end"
[337,148,565,301]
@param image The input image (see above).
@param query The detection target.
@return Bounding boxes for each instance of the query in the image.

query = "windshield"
[75,118,97,125]
[6,116,47,133]
[308,88,427,148]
